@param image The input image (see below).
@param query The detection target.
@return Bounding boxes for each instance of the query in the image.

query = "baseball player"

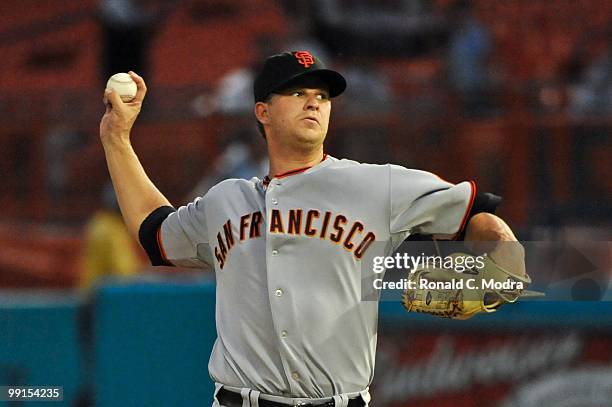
[100,51,528,406]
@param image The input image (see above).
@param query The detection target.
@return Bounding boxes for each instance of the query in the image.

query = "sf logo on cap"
[294,51,315,68]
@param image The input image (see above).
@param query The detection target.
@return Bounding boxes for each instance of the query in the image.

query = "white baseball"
[106,73,137,102]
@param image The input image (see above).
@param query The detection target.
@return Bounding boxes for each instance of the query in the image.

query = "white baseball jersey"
[158,155,475,398]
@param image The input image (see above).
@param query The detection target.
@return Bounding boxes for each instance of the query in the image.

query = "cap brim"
[271,69,347,98]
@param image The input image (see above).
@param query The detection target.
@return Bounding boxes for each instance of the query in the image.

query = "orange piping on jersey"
[271,154,328,179]
[454,181,477,240]
[156,227,174,266]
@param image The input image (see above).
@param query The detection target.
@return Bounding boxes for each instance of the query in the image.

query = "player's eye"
[291,91,304,97]
[317,93,329,100]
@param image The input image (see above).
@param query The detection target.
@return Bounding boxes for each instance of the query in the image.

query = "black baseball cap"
[253,51,346,102]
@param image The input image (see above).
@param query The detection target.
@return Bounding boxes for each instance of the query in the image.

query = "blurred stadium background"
[0,0,610,406]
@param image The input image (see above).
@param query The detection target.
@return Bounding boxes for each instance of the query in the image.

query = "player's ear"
[254,102,269,125]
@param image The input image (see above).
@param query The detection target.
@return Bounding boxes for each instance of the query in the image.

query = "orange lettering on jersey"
[287,209,303,235]
[344,221,364,250]
[354,232,376,259]
[329,215,347,243]
[217,232,227,258]
[250,211,263,238]
[239,214,250,241]
[270,209,285,233]
[320,211,332,239]
[304,209,320,236]
[217,209,376,267]
[223,220,234,249]
[214,247,225,269]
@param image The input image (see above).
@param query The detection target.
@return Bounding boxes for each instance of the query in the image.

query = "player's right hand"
[99,71,147,145]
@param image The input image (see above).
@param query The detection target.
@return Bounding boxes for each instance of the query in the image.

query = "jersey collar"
[262,154,329,187]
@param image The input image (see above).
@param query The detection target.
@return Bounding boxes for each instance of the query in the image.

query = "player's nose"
[304,94,320,111]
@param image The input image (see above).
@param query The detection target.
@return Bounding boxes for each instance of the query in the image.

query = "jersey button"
[271,198,278,205]
[281,330,288,338]
[275,289,283,297]
[292,372,300,380]
[272,249,279,256]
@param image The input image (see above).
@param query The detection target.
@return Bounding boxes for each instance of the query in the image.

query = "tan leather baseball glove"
[402,252,543,320]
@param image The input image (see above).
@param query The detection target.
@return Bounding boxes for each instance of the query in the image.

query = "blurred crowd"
[0,0,609,289]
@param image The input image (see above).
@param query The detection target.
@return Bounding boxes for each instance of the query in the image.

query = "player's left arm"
[388,165,525,277]
[463,212,526,278]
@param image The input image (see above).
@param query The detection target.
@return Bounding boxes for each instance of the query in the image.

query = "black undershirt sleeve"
[469,192,502,217]
[138,205,176,266]
[457,192,502,240]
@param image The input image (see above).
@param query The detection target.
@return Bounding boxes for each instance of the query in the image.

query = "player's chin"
[298,122,326,136]
[297,127,325,140]
[294,129,325,144]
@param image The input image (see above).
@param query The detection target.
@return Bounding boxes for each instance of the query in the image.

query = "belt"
[216,388,365,407]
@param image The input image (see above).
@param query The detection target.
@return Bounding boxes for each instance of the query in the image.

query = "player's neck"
[267,148,324,178]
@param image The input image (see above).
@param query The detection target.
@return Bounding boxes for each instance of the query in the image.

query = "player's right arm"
[99,71,171,239]
[100,72,212,269]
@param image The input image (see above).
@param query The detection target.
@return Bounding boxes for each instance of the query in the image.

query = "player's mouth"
[302,117,320,126]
